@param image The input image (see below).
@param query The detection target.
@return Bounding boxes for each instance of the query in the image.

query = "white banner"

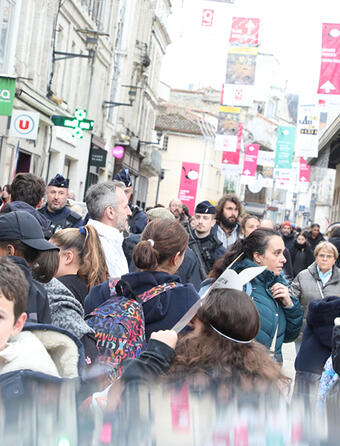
[257,150,275,167]
[214,134,237,151]
[221,83,254,107]
[295,104,319,158]
[9,109,40,140]
[221,164,239,175]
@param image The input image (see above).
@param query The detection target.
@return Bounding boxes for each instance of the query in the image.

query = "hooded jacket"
[295,296,340,375]
[84,271,199,340]
[231,258,302,361]
[280,231,295,251]
[289,240,314,277]
[9,256,51,324]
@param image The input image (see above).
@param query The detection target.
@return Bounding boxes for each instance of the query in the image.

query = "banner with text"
[274,126,296,169]
[178,162,200,215]
[229,17,260,45]
[221,123,242,174]
[0,76,16,116]
[299,157,311,183]
[242,143,259,177]
[215,106,241,151]
[317,23,340,96]
[295,104,319,157]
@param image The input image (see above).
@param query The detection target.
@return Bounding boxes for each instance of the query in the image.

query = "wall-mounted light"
[102,85,139,109]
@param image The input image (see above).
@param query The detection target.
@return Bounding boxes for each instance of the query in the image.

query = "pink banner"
[242,143,259,176]
[317,23,340,95]
[222,123,243,165]
[171,384,190,433]
[178,162,200,215]
[229,17,260,45]
[299,157,311,182]
[201,9,214,26]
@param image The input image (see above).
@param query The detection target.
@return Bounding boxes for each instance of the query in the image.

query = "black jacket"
[123,234,201,291]
[84,271,199,340]
[128,204,148,234]
[10,256,51,324]
[329,236,340,268]
[1,201,51,233]
[295,296,340,375]
[281,231,295,251]
[332,324,340,376]
[306,230,325,253]
[289,241,314,277]
[57,274,88,307]
[39,204,82,237]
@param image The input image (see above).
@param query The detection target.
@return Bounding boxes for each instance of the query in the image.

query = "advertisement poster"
[274,126,296,169]
[178,162,200,215]
[220,83,254,106]
[221,123,242,175]
[201,9,214,26]
[9,110,40,140]
[317,23,340,95]
[0,76,16,116]
[242,143,259,176]
[229,17,260,45]
[215,106,241,151]
[295,104,319,157]
[299,157,311,182]
[225,47,258,86]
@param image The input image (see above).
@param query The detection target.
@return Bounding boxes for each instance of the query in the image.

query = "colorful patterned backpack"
[85,278,179,380]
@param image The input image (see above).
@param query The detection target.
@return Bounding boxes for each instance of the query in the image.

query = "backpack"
[85,278,180,381]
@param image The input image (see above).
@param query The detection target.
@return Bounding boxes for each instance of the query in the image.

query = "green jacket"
[232,258,303,361]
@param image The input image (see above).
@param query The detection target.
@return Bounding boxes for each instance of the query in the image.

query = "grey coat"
[290,262,340,339]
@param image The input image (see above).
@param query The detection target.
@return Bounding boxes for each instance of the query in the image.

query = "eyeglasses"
[317,254,334,260]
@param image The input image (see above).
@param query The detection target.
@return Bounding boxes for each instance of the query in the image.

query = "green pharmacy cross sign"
[52,108,94,138]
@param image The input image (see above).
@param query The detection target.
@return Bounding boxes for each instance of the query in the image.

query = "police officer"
[187,200,226,280]
[114,168,147,234]
[39,174,83,237]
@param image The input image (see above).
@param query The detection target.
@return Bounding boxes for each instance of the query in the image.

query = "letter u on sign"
[19,119,29,130]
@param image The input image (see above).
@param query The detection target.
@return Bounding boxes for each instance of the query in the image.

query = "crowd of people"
[0,170,340,439]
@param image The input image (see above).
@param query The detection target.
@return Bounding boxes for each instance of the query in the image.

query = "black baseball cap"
[0,211,59,251]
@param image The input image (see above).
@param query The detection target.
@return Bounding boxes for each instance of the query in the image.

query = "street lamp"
[102,85,139,108]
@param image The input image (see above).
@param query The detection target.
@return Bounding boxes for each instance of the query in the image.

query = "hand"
[150,330,178,349]
[270,283,292,307]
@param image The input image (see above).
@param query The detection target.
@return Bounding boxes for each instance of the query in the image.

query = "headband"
[210,324,253,344]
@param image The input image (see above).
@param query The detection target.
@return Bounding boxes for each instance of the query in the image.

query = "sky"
[161,0,340,101]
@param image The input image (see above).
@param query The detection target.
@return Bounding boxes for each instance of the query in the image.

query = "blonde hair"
[314,241,338,260]
[51,226,108,289]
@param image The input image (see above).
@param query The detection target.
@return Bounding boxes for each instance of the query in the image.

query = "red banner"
[170,384,190,433]
[242,143,259,176]
[222,123,243,165]
[299,157,311,183]
[229,17,260,45]
[317,23,340,95]
[201,9,214,26]
[178,162,200,215]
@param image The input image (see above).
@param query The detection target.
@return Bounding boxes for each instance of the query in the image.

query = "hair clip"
[79,227,86,235]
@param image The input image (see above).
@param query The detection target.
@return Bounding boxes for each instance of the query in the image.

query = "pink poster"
[229,17,260,45]
[170,384,190,433]
[201,9,214,26]
[222,123,243,165]
[178,162,200,215]
[317,23,340,95]
[242,143,259,176]
[299,157,311,182]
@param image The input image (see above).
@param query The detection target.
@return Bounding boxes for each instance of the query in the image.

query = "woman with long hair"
[117,287,288,395]
[50,225,108,305]
[85,218,199,341]
[207,228,302,362]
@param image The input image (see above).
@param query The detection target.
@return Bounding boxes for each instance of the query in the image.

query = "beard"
[220,215,237,231]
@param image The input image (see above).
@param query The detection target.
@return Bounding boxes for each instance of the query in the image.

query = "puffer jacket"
[232,258,303,362]
[290,262,340,322]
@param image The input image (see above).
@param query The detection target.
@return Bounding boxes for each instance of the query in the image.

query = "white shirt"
[88,219,129,278]
[216,224,239,250]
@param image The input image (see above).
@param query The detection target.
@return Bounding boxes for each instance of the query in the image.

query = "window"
[0,0,15,71]
[161,135,168,151]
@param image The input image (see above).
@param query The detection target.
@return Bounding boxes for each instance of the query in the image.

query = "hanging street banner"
[215,106,241,151]
[299,157,311,183]
[225,47,258,86]
[274,126,296,169]
[201,9,214,26]
[220,83,254,107]
[178,162,200,215]
[0,76,16,116]
[317,23,340,96]
[295,104,319,157]
[257,150,275,167]
[221,123,242,174]
[229,17,260,45]
[9,110,40,140]
[242,143,259,177]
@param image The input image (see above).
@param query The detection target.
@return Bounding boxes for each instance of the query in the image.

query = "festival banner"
[170,384,190,433]
[299,157,311,183]
[215,105,241,151]
[178,162,200,215]
[274,126,296,169]
[295,104,319,158]
[221,123,242,175]
[317,23,340,96]
[225,47,258,86]
[241,143,259,176]
[229,17,260,45]
[220,83,254,107]
[257,150,275,167]
[201,9,214,26]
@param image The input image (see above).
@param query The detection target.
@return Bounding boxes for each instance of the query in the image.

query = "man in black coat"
[39,174,82,237]
[306,223,325,254]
